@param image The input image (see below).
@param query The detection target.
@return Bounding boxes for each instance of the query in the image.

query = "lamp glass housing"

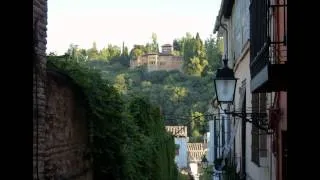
[214,58,237,105]
[214,78,237,104]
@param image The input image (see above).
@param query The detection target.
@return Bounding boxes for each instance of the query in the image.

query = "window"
[175,144,180,155]
[251,93,267,165]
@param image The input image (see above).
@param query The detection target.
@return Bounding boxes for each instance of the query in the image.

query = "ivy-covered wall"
[48,57,179,180]
[45,69,93,179]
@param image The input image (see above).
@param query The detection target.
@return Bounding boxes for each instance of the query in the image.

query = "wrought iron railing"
[250,0,287,78]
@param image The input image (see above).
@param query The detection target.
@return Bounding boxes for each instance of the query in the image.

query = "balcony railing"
[250,0,287,93]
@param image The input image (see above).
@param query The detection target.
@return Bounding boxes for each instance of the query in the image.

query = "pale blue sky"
[47,0,221,55]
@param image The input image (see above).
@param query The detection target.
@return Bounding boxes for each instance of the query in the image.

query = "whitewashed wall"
[175,137,188,169]
[208,120,215,163]
[189,162,199,180]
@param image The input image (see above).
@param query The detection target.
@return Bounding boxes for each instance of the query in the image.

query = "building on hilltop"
[130,44,183,72]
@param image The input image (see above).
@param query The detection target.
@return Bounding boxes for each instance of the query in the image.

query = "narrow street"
[33,0,287,180]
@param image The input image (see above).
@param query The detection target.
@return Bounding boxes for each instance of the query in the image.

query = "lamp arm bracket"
[221,110,273,134]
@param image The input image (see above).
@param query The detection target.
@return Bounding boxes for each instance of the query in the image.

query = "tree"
[185,57,208,76]
[144,33,159,54]
[87,41,99,60]
[130,45,146,59]
[204,35,223,73]
[151,32,159,53]
[65,44,88,62]
[195,32,205,58]
[173,39,181,51]
[114,73,128,94]
[48,52,57,56]
[99,47,110,60]
[118,42,130,66]
[79,49,87,57]
[170,86,188,103]
[122,42,129,56]
[145,43,152,53]
[182,34,196,71]
[190,111,205,138]
[108,44,121,58]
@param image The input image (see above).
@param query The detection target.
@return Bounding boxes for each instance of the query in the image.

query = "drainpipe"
[218,15,228,62]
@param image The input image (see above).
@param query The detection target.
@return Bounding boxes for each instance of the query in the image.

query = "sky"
[47,0,222,55]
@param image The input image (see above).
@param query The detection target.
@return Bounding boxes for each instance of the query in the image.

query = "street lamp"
[213,58,272,133]
[201,155,208,169]
[213,58,237,105]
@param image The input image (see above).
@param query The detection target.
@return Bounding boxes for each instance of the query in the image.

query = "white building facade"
[175,137,189,169]
[165,126,188,169]
[214,0,277,180]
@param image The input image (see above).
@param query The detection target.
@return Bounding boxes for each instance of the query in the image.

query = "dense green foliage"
[86,60,214,139]
[173,33,223,76]
[47,57,178,180]
[177,173,190,180]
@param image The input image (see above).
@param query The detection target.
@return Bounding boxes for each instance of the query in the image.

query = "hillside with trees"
[48,32,223,142]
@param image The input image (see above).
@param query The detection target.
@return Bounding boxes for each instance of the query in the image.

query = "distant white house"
[187,143,207,180]
[165,126,188,169]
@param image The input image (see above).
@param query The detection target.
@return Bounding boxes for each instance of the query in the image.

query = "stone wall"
[33,0,48,179]
[45,70,92,180]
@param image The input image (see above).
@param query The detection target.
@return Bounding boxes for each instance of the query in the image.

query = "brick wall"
[44,71,92,180]
[33,0,48,179]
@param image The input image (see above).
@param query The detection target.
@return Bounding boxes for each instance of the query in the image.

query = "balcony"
[249,0,287,93]
[250,40,288,93]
